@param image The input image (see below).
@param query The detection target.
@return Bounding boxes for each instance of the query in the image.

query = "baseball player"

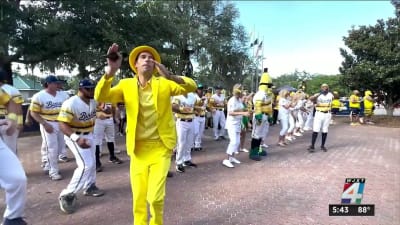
[0,87,28,225]
[94,101,123,172]
[29,75,69,181]
[0,69,24,154]
[249,70,273,161]
[307,83,334,152]
[58,79,105,214]
[193,83,207,151]
[172,92,198,173]
[209,85,227,140]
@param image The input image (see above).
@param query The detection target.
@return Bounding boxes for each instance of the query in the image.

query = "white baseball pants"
[175,120,194,165]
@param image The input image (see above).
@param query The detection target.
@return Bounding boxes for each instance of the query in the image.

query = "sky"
[234,1,395,77]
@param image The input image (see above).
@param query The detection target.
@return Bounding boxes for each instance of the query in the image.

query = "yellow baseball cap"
[128,45,161,74]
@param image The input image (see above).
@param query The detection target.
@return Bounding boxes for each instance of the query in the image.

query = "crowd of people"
[0,43,378,225]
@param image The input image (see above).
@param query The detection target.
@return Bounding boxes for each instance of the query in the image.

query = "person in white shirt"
[277,90,291,146]
[222,84,249,168]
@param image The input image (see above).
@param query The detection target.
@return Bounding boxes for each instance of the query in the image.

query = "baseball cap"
[79,79,96,88]
[44,75,61,84]
[128,45,161,74]
[197,83,204,89]
[215,85,223,90]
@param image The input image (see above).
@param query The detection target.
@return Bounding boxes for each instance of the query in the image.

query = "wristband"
[7,113,18,122]
[17,115,23,125]
[70,133,80,142]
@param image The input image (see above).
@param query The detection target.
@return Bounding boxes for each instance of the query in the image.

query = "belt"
[178,118,193,122]
[75,132,90,135]
[197,115,205,117]
[262,112,269,116]
[217,109,224,111]
[317,110,330,114]
[0,116,5,119]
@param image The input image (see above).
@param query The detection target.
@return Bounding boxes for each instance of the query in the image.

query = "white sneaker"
[214,136,219,141]
[293,132,303,137]
[261,144,269,148]
[50,173,63,181]
[229,157,241,164]
[240,148,249,153]
[222,159,234,168]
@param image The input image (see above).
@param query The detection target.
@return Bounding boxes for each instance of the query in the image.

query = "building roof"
[13,74,42,91]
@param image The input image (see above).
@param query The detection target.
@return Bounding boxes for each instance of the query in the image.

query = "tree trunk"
[384,94,394,116]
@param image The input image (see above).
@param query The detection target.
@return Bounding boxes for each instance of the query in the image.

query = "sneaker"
[293,132,303,137]
[321,146,328,152]
[176,164,185,173]
[261,144,269,148]
[59,193,77,214]
[58,156,70,163]
[2,217,27,225]
[83,184,105,197]
[109,157,123,164]
[214,136,220,141]
[96,165,103,172]
[240,148,249,153]
[183,161,198,168]
[222,159,234,168]
[219,136,226,140]
[229,157,241,164]
[277,142,286,147]
[50,173,63,181]
[307,146,315,153]
[167,171,174,178]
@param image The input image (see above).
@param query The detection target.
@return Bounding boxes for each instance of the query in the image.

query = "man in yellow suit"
[95,43,196,225]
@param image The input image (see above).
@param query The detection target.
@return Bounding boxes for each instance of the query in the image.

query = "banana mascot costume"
[250,69,273,161]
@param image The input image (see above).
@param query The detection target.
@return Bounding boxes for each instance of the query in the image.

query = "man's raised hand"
[106,43,122,77]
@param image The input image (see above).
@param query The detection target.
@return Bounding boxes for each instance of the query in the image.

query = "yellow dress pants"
[130,140,171,225]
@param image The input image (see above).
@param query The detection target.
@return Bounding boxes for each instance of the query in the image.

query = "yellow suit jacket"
[95,75,197,156]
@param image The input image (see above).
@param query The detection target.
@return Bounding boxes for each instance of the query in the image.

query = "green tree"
[339,17,400,116]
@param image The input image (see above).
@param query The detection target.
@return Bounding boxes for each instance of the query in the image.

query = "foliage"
[339,17,400,116]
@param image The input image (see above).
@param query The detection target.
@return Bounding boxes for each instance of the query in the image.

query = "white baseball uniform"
[0,84,24,154]
[30,90,69,177]
[0,89,27,221]
[193,93,207,149]
[173,93,196,165]
[58,95,97,196]
[313,92,334,133]
[210,93,226,139]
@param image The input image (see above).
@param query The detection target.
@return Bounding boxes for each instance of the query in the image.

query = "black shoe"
[321,146,328,152]
[59,193,77,214]
[176,164,185,173]
[190,147,195,152]
[249,155,261,161]
[307,146,315,153]
[219,136,226,140]
[2,217,28,225]
[96,165,103,172]
[109,157,123,164]
[83,184,105,197]
[183,161,198,168]
[167,171,174,178]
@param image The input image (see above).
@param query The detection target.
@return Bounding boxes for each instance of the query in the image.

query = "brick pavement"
[1,120,399,225]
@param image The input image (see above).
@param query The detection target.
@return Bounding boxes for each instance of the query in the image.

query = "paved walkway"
[1,120,399,225]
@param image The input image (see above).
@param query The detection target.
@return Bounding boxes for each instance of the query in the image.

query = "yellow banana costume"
[250,68,273,161]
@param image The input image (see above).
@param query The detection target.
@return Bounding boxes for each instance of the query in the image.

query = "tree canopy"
[339,17,400,116]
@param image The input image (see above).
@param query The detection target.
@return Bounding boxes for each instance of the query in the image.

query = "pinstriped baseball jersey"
[0,84,23,116]
[30,90,69,121]
[57,95,96,133]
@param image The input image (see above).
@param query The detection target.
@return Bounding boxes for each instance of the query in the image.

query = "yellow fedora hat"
[128,45,161,74]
